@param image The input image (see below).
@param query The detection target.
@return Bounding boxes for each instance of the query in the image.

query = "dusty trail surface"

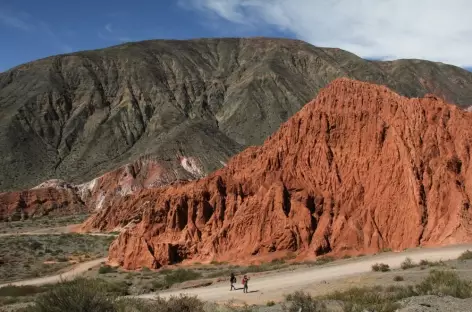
[136,244,472,304]
[2,244,471,305]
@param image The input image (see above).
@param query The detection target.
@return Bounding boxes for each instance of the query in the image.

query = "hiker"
[230,272,237,291]
[242,274,250,293]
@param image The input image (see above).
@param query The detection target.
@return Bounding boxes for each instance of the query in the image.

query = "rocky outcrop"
[0,186,85,221]
[2,38,472,192]
[0,156,205,220]
[82,78,472,269]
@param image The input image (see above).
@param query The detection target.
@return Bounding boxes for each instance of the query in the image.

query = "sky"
[1,0,471,72]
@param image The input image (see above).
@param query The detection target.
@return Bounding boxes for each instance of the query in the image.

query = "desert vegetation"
[2,270,471,312]
[0,234,114,283]
[459,250,472,260]
[0,215,89,234]
[371,263,390,272]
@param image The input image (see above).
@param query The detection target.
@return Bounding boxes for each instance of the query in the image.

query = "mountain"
[81,78,472,269]
[1,38,472,193]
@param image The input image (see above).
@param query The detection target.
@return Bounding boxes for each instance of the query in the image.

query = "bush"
[315,256,334,265]
[416,270,472,298]
[24,278,115,312]
[266,300,276,306]
[324,285,417,312]
[116,295,205,312]
[401,258,416,270]
[163,269,202,288]
[393,275,404,282]
[0,285,47,297]
[419,259,445,267]
[458,250,472,260]
[283,291,325,312]
[98,265,117,274]
[372,263,390,272]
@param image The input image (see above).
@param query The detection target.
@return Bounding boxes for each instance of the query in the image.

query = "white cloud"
[0,8,31,30]
[105,23,113,33]
[184,0,472,67]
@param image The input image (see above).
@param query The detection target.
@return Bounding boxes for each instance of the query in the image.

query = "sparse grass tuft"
[98,265,117,274]
[23,278,120,312]
[416,270,472,298]
[419,259,445,267]
[372,263,390,272]
[458,250,472,261]
[266,300,276,306]
[162,269,202,288]
[283,291,325,312]
[401,258,417,270]
[115,295,206,312]
[0,285,48,297]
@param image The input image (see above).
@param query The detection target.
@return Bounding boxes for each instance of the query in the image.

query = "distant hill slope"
[1,37,472,191]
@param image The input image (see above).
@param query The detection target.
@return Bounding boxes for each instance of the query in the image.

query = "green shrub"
[24,278,115,312]
[0,285,47,297]
[115,295,205,312]
[458,250,472,260]
[266,300,276,306]
[98,265,116,274]
[372,263,390,272]
[416,270,472,298]
[163,269,202,288]
[419,259,445,267]
[324,285,414,312]
[401,258,416,270]
[283,291,325,312]
[314,256,334,265]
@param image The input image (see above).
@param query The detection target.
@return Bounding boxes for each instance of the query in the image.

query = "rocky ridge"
[80,78,472,269]
[2,38,472,192]
[0,156,205,220]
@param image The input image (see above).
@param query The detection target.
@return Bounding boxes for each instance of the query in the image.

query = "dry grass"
[372,263,390,272]
[0,234,114,283]
[459,250,472,261]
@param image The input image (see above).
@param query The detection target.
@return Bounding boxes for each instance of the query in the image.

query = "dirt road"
[2,243,471,304]
[136,244,472,305]
[0,258,107,288]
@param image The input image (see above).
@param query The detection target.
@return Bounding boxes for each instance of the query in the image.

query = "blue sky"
[1,0,471,72]
[0,0,291,72]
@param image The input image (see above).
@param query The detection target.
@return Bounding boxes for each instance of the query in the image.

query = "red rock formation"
[0,157,204,221]
[84,78,472,269]
[0,186,86,221]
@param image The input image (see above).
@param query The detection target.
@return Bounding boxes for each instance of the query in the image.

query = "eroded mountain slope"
[82,78,472,269]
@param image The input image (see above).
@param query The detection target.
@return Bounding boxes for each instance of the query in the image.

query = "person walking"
[230,272,236,291]
[242,275,250,293]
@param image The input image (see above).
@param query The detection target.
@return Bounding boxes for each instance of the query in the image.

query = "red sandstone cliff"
[83,78,472,269]
[0,183,86,221]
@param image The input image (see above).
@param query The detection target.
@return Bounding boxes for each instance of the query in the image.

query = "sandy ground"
[134,244,472,305]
